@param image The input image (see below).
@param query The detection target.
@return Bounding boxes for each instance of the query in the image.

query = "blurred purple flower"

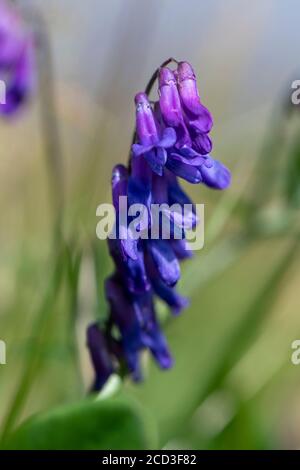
[0,0,35,116]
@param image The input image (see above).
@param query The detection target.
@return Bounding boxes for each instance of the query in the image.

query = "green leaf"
[3,395,157,450]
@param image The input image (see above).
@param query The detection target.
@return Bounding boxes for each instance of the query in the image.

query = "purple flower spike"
[0,1,35,116]
[87,59,231,390]
[177,61,213,135]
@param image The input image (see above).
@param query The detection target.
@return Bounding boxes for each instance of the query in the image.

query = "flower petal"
[144,148,166,176]
[152,279,189,315]
[166,158,203,184]
[193,133,213,154]
[170,151,207,167]
[158,126,177,148]
[86,324,114,391]
[147,239,180,286]
[199,158,231,190]
[170,238,193,260]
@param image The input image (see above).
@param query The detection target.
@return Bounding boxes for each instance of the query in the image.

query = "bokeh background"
[1,0,300,450]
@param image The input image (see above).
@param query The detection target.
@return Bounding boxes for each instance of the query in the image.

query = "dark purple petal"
[129,154,152,231]
[170,151,207,167]
[152,279,189,315]
[199,158,231,190]
[108,238,150,294]
[193,133,213,154]
[111,164,138,260]
[167,173,198,228]
[132,143,153,157]
[144,148,166,176]
[106,275,172,378]
[158,67,191,147]
[158,126,177,148]
[158,67,183,128]
[135,92,159,146]
[152,172,168,204]
[142,321,173,369]
[177,61,213,133]
[166,158,203,184]
[145,247,188,313]
[120,237,138,262]
[170,238,193,260]
[112,164,128,208]
[105,276,143,380]
[186,108,213,135]
[177,146,202,158]
[131,152,152,186]
[147,239,180,286]
[86,324,114,391]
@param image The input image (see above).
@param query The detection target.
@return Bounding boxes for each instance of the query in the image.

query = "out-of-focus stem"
[34,9,64,227]
[0,7,68,441]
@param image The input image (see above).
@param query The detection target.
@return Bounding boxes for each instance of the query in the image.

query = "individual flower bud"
[132,92,176,175]
[134,92,158,146]
[158,67,191,147]
[177,61,213,134]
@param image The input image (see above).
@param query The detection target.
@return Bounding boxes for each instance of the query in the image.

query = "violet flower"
[87,60,231,390]
[131,92,176,176]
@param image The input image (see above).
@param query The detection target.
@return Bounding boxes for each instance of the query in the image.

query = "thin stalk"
[33,9,64,225]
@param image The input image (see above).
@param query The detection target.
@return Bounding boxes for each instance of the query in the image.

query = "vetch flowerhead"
[88,58,231,390]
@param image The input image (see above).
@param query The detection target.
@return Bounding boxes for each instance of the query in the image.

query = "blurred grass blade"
[198,236,299,397]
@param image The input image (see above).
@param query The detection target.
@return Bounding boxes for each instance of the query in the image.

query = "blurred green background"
[1,0,300,450]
